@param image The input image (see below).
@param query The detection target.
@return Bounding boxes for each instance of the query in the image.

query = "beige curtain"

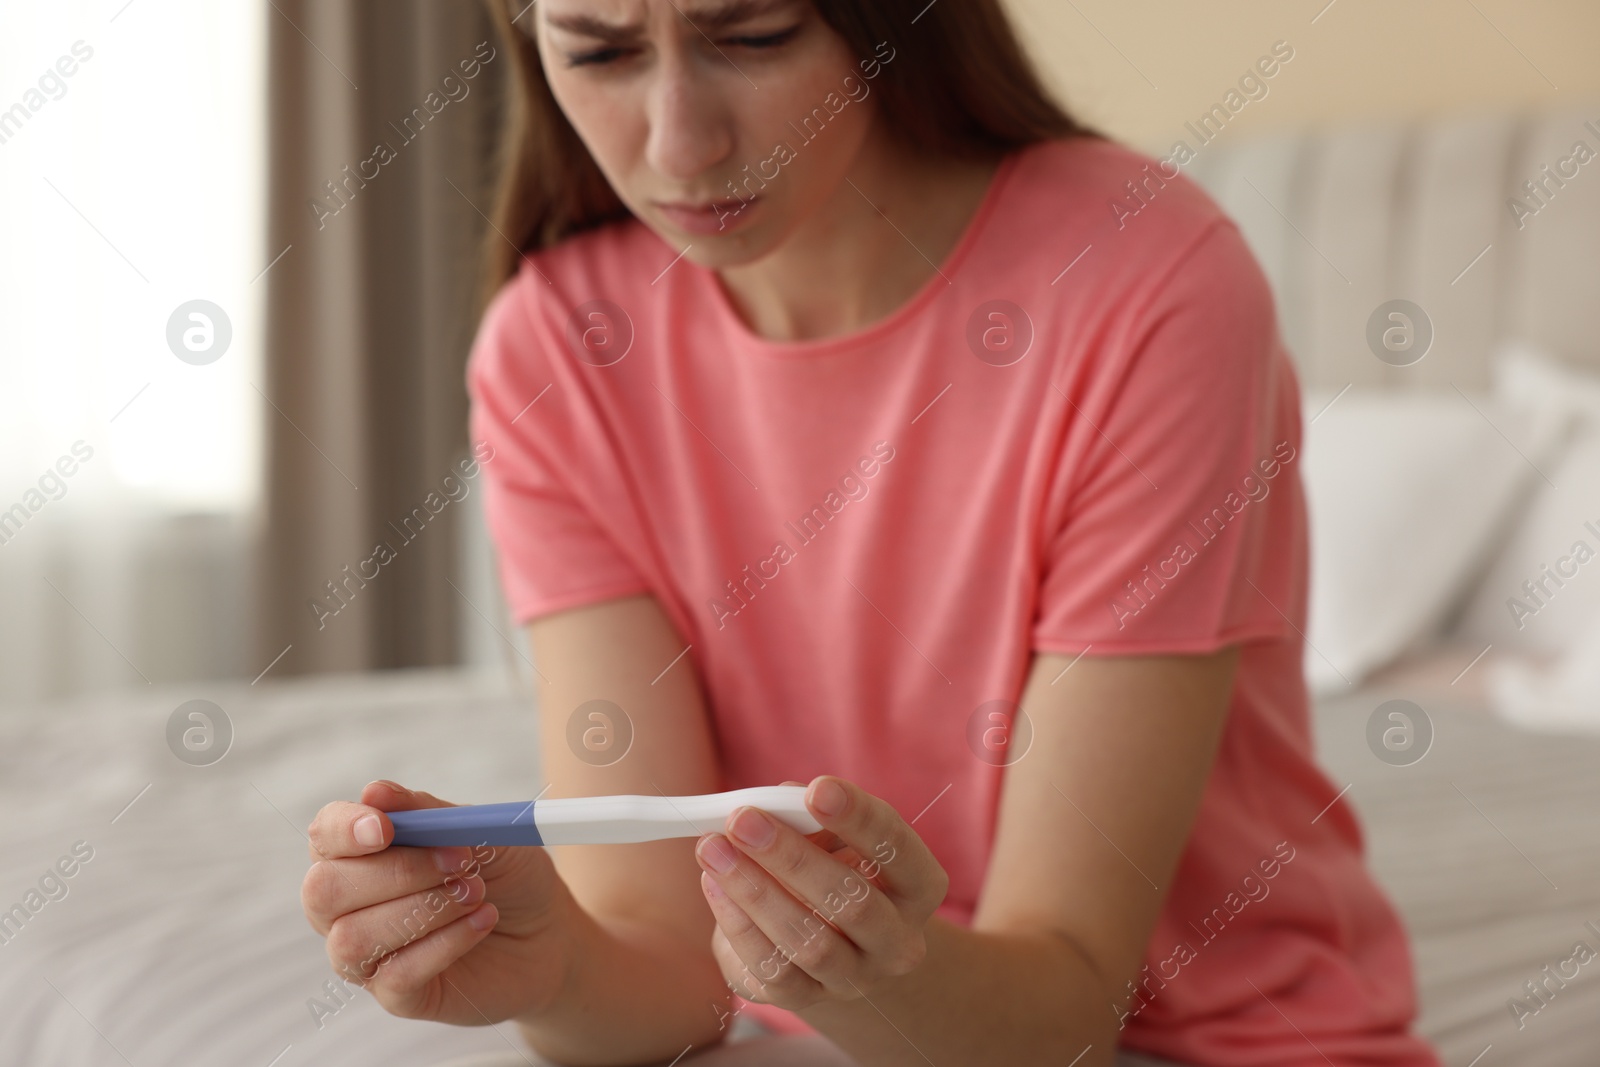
[259,0,504,675]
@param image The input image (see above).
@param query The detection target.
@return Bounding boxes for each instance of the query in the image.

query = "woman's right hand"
[301,779,575,1026]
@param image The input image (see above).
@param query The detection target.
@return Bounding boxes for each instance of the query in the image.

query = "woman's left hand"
[695,775,950,1012]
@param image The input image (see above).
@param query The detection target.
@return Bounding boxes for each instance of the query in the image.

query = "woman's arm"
[513,594,733,1065]
[698,647,1239,1067]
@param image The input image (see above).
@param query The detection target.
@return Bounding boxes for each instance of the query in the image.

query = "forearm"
[798,916,1121,1067]
[517,891,732,1066]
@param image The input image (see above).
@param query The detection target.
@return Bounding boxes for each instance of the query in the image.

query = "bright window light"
[0,0,265,512]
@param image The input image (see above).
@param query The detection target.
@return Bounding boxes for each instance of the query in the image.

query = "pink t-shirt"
[466,137,1440,1067]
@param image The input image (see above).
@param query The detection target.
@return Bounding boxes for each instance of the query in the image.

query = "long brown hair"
[475,0,1095,317]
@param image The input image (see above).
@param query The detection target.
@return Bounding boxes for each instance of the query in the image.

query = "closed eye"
[723,25,801,49]
[563,23,800,67]
[565,46,632,67]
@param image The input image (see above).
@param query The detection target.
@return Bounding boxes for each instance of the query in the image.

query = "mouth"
[652,196,760,235]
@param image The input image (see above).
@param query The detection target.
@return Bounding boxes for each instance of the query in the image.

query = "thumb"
[307,781,458,860]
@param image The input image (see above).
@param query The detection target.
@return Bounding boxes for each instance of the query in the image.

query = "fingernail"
[354,814,384,847]
[698,834,738,873]
[729,807,775,849]
[810,778,847,817]
[701,870,727,900]
[467,903,496,931]
[374,780,410,794]
[432,846,472,874]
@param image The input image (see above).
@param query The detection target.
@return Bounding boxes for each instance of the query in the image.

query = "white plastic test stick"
[386,785,821,847]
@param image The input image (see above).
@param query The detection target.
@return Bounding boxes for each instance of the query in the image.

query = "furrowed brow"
[678,0,797,33]
[542,11,643,43]
[544,0,793,41]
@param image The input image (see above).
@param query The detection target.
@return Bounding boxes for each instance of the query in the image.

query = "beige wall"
[1004,0,1600,152]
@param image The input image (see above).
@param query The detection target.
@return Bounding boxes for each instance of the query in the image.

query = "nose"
[643,51,735,183]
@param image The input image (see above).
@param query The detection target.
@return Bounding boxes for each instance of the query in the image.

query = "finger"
[704,874,776,1002]
[325,878,492,990]
[306,781,453,861]
[804,776,947,914]
[697,833,861,994]
[709,922,764,1004]
[777,780,844,850]
[364,904,499,1019]
[700,869,822,1005]
[360,779,453,814]
[302,844,481,935]
[721,805,903,960]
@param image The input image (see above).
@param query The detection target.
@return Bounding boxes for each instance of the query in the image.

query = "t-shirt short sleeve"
[1031,220,1306,655]
[465,274,653,624]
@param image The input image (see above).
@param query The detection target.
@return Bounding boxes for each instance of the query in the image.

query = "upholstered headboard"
[1185,102,1600,389]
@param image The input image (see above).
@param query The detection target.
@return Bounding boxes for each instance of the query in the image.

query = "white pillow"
[1301,388,1566,694]
[1494,339,1600,418]
[1486,611,1600,733]
[1457,345,1600,655]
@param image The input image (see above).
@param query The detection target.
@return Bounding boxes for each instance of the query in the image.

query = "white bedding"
[1314,648,1600,1065]
[1,661,1596,1064]
[0,670,542,1066]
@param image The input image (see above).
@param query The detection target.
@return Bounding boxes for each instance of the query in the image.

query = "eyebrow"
[544,0,797,42]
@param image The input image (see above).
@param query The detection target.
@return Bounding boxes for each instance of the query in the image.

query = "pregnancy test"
[386,785,822,848]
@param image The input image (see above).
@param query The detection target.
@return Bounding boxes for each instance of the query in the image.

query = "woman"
[301,2,1442,1065]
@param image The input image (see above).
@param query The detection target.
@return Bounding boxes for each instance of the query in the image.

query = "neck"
[715,132,1002,343]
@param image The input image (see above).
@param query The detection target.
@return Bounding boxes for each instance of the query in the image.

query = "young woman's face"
[535,0,880,267]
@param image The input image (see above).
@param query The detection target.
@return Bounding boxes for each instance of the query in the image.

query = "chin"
[662,219,788,271]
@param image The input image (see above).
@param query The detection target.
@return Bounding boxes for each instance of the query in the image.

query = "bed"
[1,650,1595,1065]
[10,91,1600,1066]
